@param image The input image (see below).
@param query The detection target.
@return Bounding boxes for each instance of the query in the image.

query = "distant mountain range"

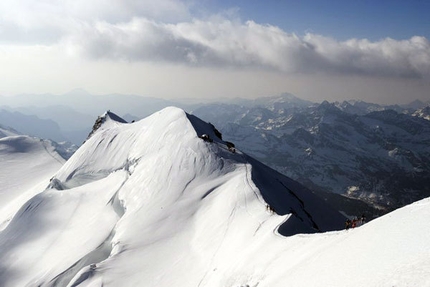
[1,90,429,217]
[192,94,430,217]
[0,89,192,144]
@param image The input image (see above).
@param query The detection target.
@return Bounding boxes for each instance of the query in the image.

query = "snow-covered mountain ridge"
[0,107,346,286]
[4,90,427,217]
[0,107,429,286]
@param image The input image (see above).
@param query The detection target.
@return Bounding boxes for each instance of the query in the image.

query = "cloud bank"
[1,0,429,79]
[66,19,430,79]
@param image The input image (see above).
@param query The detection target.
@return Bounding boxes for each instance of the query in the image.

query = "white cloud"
[0,0,191,44]
[0,0,429,80]
[65,17,430,79]
[304,34,430,78]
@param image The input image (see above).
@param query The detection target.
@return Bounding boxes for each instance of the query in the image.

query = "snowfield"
[0,107,429,287]
[0,135,65,231]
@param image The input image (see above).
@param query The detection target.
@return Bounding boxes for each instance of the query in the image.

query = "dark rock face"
[85,111,128,142]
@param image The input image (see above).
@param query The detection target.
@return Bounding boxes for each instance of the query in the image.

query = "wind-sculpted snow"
[0,135,66,231]
[0,107,429,286]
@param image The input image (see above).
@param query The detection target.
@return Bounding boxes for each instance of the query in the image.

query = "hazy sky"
[0,0,429,104]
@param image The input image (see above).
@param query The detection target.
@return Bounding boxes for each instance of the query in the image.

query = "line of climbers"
[345,214,366,230]
[199,133,236,153]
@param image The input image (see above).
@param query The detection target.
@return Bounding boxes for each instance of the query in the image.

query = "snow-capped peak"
[102,110,128,124]
[2,107,428,287]
[85,110,128,141]
[55,106,343,237]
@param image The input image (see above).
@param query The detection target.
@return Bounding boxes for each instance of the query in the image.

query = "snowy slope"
[0,107,429,287]
[0,135,66,231]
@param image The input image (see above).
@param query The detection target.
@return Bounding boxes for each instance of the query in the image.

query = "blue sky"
[207,0,430,40]
[0,0,429,104]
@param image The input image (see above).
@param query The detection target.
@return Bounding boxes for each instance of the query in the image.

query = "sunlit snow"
[0,107,429,287]
[0,135,65,231]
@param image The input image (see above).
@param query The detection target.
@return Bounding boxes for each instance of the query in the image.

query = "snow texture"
[0,135,65,231]
[0,107,429,287]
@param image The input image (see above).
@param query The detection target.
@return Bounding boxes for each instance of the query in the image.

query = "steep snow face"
[8,107,430,287]
[0,136,65,231]
[0,106,428,287]
[0,107,346,286]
